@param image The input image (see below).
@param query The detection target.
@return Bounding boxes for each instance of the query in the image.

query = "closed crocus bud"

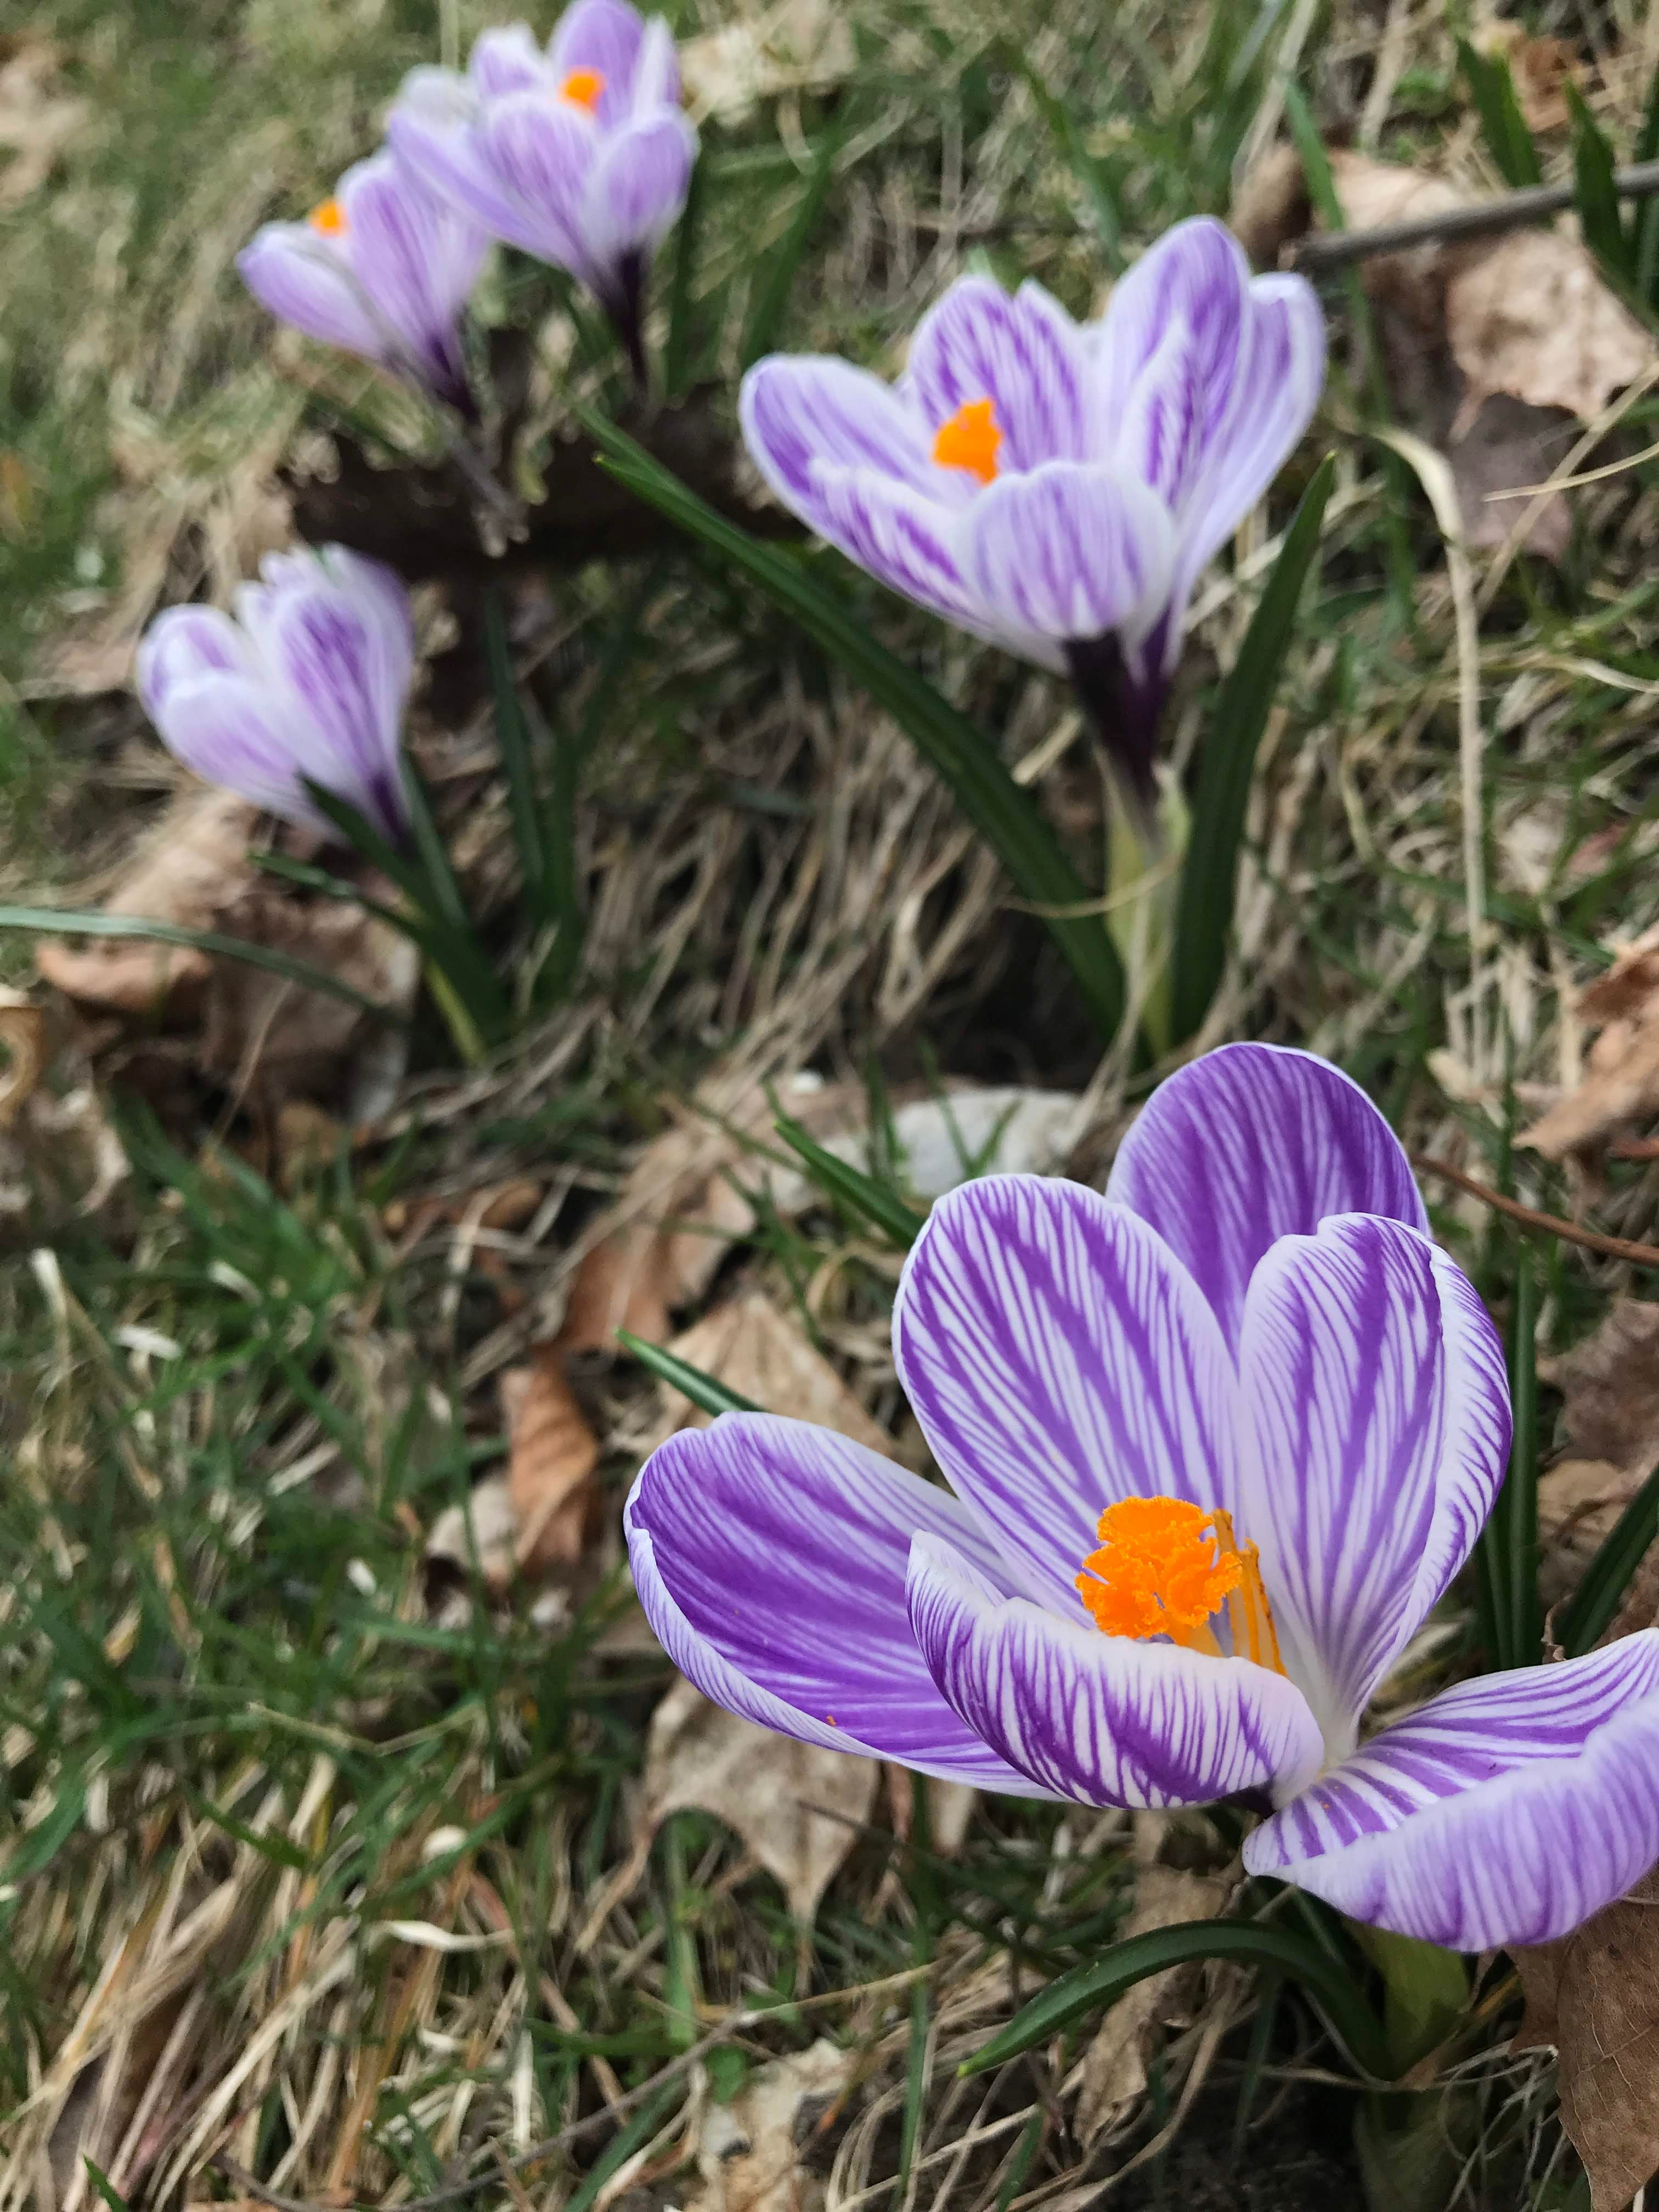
[387,0,697,382]
[740,218,1326,806]
[238,150,489,413]
[137,546,415,847]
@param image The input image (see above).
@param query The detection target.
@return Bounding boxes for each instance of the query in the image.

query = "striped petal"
[906,276,1089,471]
[338,151,489,403]
[145,675,334,834]
[387,71,546,256]
[469,25,546,99]
[909,1534,1323,1807]
[136,606,256,718]
[891,1176,1240,1616]
[625,1414,1052,1793]
[960,463,1176,650]
[1094,217,1250,457]
[1245,1637,1659,1948]
[740,355,940,520]
[812,470,990,638]
[479,90,597,269]
[238,225,385,364]
[1105,1043,1429,1357]
[1238,1217,1510,1748]
[582,108,697,270]
[1113,313,1208,516]
[548,0,647,125]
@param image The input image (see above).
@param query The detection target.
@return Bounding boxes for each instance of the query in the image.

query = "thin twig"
[1414,1154,1659,1267]
[1289,157,1659,271]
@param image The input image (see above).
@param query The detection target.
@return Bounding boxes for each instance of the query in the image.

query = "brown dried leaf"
[501,1344,600,1577]
[1522,927,1659,1158]
[1537,1300,1659,1610]
[424,1470,518,1604]
[652,1294,893,1454]
[639,1677,877,1925]
[1474,21,1581,134]
[686,2039,856,2212]
[1514,1868,1659,2212]
[883,1764,977,1858]
[0,989,48,1130]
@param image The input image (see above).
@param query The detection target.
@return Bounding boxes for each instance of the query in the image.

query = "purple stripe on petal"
[906,276,1088,472]
[582,108,696,272]
[469,24,548,100]
[338,152,489,403]
[387,80,556,262]
[1113,313,1208,515]
[1244,1635,1659,1948]
[740,356,939,519]
[1238,1217,1510,1747]
[479,91,597,268]
[960,463,1176,649]
[136,607,254,719]
[625,1414,1052,1792]
[908,1534,1324,1808]
[148,676,332,835]
[1106,1043,1429,1356]
[813,469,988,636]
[549,0,647,125]
[1093,217,1250,457]
[891,1176,1241,1615]
[238,225,383,363]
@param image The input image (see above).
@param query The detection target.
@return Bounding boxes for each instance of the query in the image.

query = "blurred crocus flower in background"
[137,546,415,848]
[741,218,1325,805]
[628,1042,1659,1953]
[388,0,697,382]
[238,151,489,414]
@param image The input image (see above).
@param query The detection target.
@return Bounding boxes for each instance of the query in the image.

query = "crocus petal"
[625,1414,1052,1792]
[892,1176,1240,1615]
[339,153,488,400]
[740,354,940,518]
[238,225,385,362]
[1245,1636,1659,1948]
[630,17,681,110]
[479,91,597,269]
[387,76,554,260]
[1238,1217,1510,1748]
[909,1534,1324,1807]
[469,24,547,100]
[960,464,1176,650]
[583,108,696,272]
[548,0,646,123]
[1113,313,1207,516]
[1172,272,1326,599]
[1093,216,1250,456]
[149,676,332,834]
[1105,1043,1429,1356]
[906,276,1088,471]
[136,607,255,719]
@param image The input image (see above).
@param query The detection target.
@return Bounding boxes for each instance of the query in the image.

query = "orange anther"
[932,397,1002,486]
[561,67,606,111]
[308,197,347,237]
[1075,1498,1286,1670]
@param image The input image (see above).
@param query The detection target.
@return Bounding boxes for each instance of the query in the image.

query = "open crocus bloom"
[137,546,414,847]
[628,1043,1659,1951]
[387,0,696,380]
[740,219,1324,800]
[238,150,489,414]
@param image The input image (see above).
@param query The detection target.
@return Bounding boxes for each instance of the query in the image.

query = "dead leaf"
[424,1471,519,1605]
[1537,1300,1659,1615]
[0,989,48,1130]
[1522,927,1659,1159]
[1233,146,1656,556]
[501,1345,600,1577]
[0,36,88,209]
[639,1677,877,1925]
[686,2039,855,2212]
[652,1294,893,1454]
[1514,1867,1659,2212]
[1073,1858,1233,2145]
[681,0,855,126]
[1473,20,1582,134]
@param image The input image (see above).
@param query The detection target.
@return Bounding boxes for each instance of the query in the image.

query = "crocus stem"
[1064,633,1167,827]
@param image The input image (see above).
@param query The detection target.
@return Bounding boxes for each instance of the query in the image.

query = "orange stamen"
[308,197,347,237]
[561,67,606,111]
[1075,1497,1286,1672]
[932,397,1002,486]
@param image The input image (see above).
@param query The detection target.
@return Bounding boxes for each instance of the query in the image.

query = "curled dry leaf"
[639,1677,877,1926]
[501,1344,600,1578]
[1232,144,1655,556]
[685,2039,855,2212]
[1538,1300,1659,1615]
[0,989,48,1130]
[1514,1868,1659,2212]
[1522,926,1659,1160]
[424,1470,518,1607]
[652,1294,893,1455]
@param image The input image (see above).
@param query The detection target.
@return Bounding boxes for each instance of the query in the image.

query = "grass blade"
[1568,83,1632,284]
[563,2080,683,2212]
[617,1330,761,1416]
[580,408,1126,1041]
[962,1917,1394,2081]
[1457,40,1542,189]
[1558,1460,1659,1658]
[1007,48,1124,272]
[1477,1245,1541,1670]
[771,1110,926,1249]
[1170,454,1334,1042]
[0,904,398,1020]
[742,109,848,369]
[1634,57,1659,301]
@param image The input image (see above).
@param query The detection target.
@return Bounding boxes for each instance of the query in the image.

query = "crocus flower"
[238,150,489,414]
[137,546,414,847]
[387,0,697,382]
[740,219,1325,803]
[627,1043,1659,1952]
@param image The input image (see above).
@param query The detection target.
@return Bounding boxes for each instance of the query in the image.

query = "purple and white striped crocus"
[387,0,697,383]
[238,151,489,415]
[627,1043,1659,1952]
[740,219,1325,804]
[137,546,414,848]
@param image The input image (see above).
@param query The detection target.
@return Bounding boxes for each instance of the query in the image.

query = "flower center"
[308,197,347,236]
[931,397,1002,485]
[1076,1497,1284,1671]
[561,67,606,112]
